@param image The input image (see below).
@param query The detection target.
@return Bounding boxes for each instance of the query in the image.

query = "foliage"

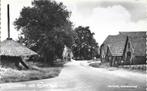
[14,0,74,66]
[72,26,99,60]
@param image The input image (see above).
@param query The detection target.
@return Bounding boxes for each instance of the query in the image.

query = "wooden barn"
[100,32,146,66]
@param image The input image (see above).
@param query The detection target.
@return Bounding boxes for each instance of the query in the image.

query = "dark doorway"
[126,51,131,64]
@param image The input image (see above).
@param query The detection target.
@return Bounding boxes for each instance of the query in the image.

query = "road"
[0,61,146,91]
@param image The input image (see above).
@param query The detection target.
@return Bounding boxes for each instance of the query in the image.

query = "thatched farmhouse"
[100,32,146,66]
[0,38,38,69]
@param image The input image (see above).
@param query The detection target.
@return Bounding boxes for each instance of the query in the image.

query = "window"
[127,51,131,57]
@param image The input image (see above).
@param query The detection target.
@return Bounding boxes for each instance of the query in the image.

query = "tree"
[72,26,99,60]
[14,0,74,66]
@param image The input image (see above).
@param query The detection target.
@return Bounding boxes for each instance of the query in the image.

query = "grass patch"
[89,62,146,73]
[0,66,62,83]
[118,65,146,72]
[89,62,110,68]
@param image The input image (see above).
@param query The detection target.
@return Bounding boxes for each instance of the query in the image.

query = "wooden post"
[7,4,12,40]
[7,4,10,38]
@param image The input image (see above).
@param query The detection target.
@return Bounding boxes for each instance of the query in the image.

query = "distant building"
[100,32,146,66]
[62,45,73,61]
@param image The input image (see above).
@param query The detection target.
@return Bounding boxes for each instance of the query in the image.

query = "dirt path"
[0,61,146,91]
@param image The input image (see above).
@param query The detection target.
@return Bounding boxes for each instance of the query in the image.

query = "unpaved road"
[0,61,146,91]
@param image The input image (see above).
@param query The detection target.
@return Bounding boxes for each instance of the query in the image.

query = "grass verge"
[89,62,146,73]
[0,66,62,83]
[89,62,110,68]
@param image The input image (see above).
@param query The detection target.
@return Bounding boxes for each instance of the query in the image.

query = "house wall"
[124,39,134,64]
[100,45,123,66]
[132,56,146,64]
[109,56,123,66]
[115,56,123,65]
[101,46,122,66]
[100,44,107,62]
[123,39,146,65]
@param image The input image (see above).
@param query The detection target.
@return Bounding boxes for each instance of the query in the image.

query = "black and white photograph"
[0,0,147,91]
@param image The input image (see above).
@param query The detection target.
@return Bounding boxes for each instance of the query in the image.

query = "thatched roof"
[119,31,146,37]
[0,39,38,56]
[119,32,146,56]
[102,32,146,56]
[103,35,127,56]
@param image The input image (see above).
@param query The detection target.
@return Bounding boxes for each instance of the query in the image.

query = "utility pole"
[7,4,11,40]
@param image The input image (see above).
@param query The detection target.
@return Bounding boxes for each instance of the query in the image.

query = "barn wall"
[100,45,105,62]
[132,56,146,64]
[123,38,146,65]
[0,59,17,69]
[0,56,20,69]
[124,39,134,63]
[115,56,123,65]
[105,46,112,62]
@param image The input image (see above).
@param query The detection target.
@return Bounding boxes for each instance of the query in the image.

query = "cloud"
[116,19,147,32]
[91,5,131,23]
[89,5,147,44]
[91,5,131,44]
[69,1,147,44]
[1,0,147,45]
[72,0,147,22]
[70,5,132,44]
[99,1,147,22]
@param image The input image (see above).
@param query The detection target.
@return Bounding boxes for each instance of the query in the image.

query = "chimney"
[7,4,12,40]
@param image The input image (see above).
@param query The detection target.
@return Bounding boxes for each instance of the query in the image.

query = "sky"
[1,0,147,45]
